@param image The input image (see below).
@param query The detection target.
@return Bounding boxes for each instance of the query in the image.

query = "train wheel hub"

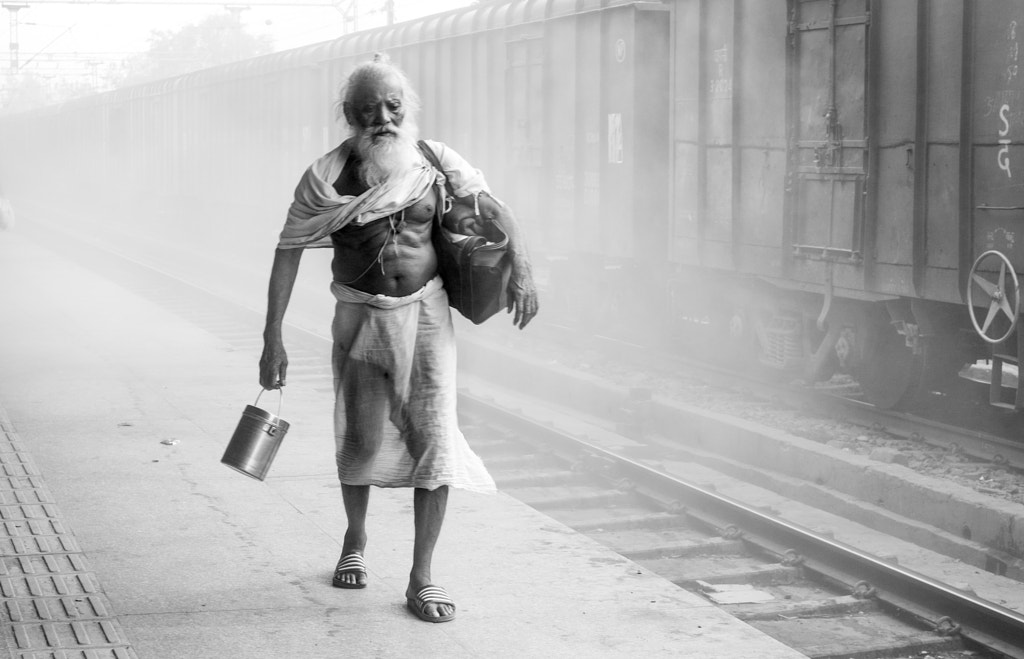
[967,250,1020,344]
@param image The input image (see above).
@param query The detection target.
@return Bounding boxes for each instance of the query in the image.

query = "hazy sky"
[5,0,473,78]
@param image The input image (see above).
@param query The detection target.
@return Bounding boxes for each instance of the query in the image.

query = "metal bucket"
[221,389,290,481]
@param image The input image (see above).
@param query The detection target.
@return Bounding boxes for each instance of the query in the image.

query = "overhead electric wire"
[18,24,76,70]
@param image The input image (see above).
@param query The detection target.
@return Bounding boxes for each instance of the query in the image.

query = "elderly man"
[259,54,538,623]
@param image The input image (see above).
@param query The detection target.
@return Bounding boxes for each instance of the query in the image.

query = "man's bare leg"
[407,485,451,618]
[338,484,370,587]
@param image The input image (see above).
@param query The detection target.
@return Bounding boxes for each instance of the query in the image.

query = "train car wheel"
[843,308,923,409]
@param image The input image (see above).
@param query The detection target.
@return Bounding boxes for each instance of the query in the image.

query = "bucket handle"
[254,388,284,417]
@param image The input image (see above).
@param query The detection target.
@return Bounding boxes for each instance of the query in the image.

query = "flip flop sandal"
[406,584,456,623]
[332,552,367,589]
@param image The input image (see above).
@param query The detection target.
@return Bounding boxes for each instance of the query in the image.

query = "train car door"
[786,0,870,279]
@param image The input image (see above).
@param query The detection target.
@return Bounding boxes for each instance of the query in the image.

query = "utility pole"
[336,0,391,34]
[334,0,357,34]
[3,3,28,72]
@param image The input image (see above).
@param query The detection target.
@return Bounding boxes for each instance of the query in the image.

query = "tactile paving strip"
[0,409,137,659]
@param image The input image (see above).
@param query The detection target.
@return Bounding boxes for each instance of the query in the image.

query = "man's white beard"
[356,125,420,187]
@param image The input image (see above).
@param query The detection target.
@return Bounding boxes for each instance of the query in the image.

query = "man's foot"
[332,552,367,589]
[405,584,456,623]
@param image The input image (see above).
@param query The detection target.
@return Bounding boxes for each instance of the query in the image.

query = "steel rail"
[837,395,1024,473]
[461,391,1024,659]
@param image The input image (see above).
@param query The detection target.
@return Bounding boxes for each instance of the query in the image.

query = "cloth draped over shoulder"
[277,139,490,249]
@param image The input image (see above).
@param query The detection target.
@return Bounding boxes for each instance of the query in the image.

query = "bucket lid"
[243,404,289,429]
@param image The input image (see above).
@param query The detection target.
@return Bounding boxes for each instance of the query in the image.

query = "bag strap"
[417,140,452,194]
[416,140,506,242]
[417,140,452,227]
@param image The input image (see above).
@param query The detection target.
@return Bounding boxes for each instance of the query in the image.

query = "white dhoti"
[330,276,496,493]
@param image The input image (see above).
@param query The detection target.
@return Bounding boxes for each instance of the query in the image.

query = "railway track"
[459,394,1015,659]
[19,213,1024,658]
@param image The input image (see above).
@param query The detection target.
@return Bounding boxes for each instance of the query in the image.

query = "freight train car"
[1,0,1023,412]
[668,0,1024,410]
[0,0,671,346]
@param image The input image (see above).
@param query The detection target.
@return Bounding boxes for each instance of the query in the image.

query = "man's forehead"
[352,74,404,103]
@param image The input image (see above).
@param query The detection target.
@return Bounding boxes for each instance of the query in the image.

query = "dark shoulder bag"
[418,140,512,325]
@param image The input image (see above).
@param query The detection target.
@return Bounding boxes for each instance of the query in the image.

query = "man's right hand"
[259,339,288,390]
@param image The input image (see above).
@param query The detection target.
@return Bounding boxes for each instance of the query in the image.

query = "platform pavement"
[0,229,807,658]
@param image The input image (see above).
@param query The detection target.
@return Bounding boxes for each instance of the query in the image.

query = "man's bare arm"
[477,193,538,329]
[260,247,304,389]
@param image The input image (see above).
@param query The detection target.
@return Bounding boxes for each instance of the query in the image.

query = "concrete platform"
[0,229,807,658]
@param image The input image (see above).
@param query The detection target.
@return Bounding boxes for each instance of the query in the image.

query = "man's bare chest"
[331,195,437,251]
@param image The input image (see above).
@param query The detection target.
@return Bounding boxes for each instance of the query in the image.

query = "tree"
[122,12,273,86]
[1,74,52,114]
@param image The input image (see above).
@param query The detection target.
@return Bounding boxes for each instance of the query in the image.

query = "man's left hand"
[507,265,538,329]
[475,192,538,329]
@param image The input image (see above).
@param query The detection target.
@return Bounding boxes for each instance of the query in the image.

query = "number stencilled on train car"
[999,103,1013,178]
[985,227,1017,252]
[997,21,1020,178]
[710,44,732,98]
[1008,21,1019,83]
[974,2,1024,266]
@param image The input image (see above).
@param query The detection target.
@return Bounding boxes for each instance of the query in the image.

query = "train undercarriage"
[663,270,1005,413]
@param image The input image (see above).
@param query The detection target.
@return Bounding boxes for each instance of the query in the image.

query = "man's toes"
[429,602,452,618]
[422,601,451,618]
